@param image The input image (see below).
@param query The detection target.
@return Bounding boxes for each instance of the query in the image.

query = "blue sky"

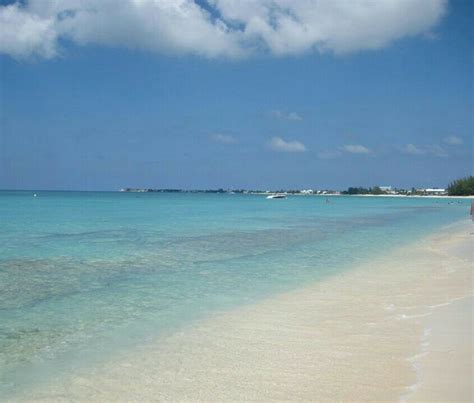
[0,0,472,190]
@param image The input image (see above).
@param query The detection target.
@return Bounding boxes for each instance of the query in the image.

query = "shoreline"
[341,194,474,198]
[405,295,473,402]
[19,221,473,401]
[3,189,473,199]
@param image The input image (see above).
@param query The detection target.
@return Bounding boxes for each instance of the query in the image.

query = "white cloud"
[402,143,447,157]
[342,144,371,154]
[0,0,448,60]
[1,0,244,60]
[215,0,447,56]
[443,135,463,145]
[428,145,448,157]
[269,136,306,152]
[0,3,58,59]
[269,110,303,121]
[403,143,425,155]
[210,133,237,144]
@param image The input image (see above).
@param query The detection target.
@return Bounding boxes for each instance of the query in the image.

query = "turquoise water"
[0,191,470,397]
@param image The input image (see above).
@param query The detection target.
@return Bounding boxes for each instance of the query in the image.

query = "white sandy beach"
[22,221,473,402]
[406,296,473,402]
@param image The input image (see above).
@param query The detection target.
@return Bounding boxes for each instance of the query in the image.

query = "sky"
[0,0,472,191]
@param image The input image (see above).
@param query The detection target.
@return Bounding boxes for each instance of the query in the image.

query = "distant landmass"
[120,176,474,196]
[119,186,446,196]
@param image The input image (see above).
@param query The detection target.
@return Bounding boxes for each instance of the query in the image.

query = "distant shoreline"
[336,194,474,199]
[1,188,473,198]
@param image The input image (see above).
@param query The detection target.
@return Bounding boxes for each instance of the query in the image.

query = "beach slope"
[23,222,473,402]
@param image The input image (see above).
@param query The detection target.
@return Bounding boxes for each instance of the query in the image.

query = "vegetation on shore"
[447,176,474,196]
[341,186,385,195]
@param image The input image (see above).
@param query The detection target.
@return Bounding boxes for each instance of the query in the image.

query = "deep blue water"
[0,191,470,397]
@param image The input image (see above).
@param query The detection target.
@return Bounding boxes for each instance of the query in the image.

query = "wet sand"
[22,221,473,401]
[406,296,473,402]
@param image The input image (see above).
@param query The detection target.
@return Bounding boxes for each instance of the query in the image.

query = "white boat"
[266,193,287,199]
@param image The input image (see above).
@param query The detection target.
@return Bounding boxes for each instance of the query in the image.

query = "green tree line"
[447,176,474,196]
[341,186,385,195]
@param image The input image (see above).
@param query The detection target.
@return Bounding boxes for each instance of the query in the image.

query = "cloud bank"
[0,0,448,60]
[269,137,306,152]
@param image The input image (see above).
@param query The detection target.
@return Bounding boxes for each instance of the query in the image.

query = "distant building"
[300,189,314,194]
[424,188,446,195]
[379,186,392,192]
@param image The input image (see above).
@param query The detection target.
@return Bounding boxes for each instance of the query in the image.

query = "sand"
[20,221,473,402]
[406,297,473,402]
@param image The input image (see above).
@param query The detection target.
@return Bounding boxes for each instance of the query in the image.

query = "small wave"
[397,312,432,320]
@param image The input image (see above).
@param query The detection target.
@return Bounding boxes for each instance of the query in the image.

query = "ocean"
[0,190,470,398]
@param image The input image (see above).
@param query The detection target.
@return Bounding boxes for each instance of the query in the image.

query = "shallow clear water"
[0,191,470,397]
